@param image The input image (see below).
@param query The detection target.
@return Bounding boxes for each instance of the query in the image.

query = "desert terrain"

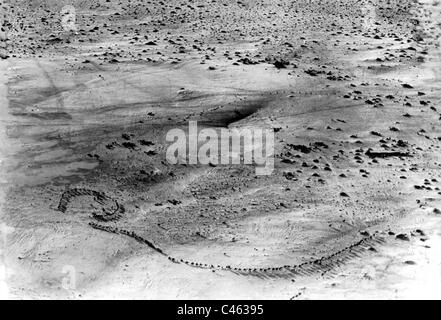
[0,0,441,299]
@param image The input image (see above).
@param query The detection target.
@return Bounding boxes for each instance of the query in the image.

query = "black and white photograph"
[0,0,440,301]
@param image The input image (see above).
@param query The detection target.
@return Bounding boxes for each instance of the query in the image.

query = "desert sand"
[0,0,441,299]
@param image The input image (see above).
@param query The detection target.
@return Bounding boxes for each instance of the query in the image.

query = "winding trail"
[57,188,125,222]
[87,219,385,280]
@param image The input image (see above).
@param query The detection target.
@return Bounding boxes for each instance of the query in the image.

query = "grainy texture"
[0,0,440,299]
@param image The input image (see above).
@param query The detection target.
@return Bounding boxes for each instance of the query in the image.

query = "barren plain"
[1,0,441,299]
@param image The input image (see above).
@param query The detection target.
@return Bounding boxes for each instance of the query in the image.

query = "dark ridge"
[365,149,412,158]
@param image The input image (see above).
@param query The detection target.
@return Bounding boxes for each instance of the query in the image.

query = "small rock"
[396,234,410,241]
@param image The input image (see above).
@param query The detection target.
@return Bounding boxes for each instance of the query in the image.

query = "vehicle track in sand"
[55,183,389,281]
[57,188,125,222]
[88,220,386,280]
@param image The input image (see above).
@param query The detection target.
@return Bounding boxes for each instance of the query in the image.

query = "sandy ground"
[1,0,441,299]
